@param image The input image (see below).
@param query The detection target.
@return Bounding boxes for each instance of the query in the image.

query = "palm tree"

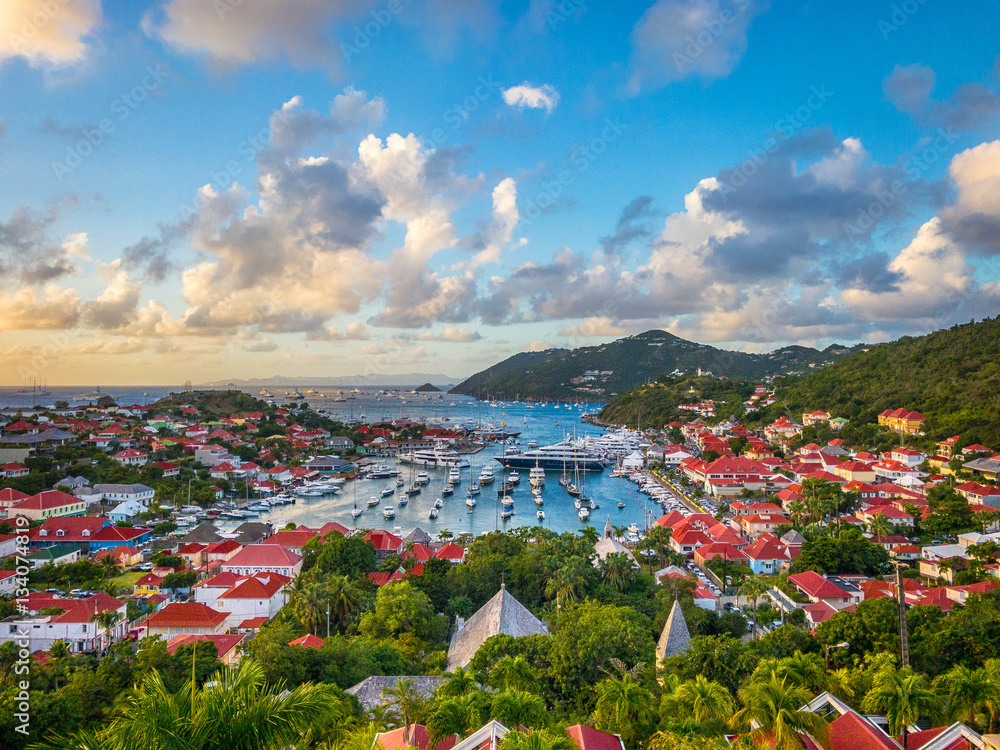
[491,690,546,728]
[592,672,656,747]
[382,678,427,739]
[90,609,124,650]
[733,676,830,750]
[99,554,122,580]
[862,667,939,749]
[326,575,361,631]
[739,576,770,639]
[648,734,731,750]
[439,529,453,541]
[33,659,343,750]
[440,666,482,697]
[668,675,734,724]
[778,652,827,694]
[426,697,479,748]
[600,553,635,592]
[289,579,327,635]
[935,664,991,729]
[545,564,584,609]
[490,655,538,692]
[869,513,891,539]
[825,668,855,703]
[645,525,672,572]
[498,729,576,750]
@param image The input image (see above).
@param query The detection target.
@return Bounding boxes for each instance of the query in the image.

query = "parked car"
[69,589,88,598]
[45,588,63,595]
[138,562,154,571]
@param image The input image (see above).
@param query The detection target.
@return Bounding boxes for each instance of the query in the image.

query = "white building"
[0,593,127,654]
[212,572,290,628]
[94,484,155,507]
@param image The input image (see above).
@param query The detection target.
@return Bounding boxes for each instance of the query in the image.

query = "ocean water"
[0,386,663,537]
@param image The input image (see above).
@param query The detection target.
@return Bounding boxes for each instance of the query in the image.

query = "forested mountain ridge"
[450,330,865,400]
[599,317,1000,447]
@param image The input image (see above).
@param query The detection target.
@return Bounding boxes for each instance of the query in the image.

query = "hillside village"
[1,388,1000,750]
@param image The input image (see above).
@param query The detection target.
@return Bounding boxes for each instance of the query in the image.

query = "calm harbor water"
[0,386,664,538]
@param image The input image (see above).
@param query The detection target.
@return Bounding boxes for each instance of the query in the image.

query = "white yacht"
[496,439,606,472]
[536,510,545,521]
[383,506,396,519]
[416,472,430,484]
[478,466,495,484]
[529,466,545,487]
[508,471,520,485]
[578,507,591,522]
[367,496,380,507]
[398,441,471,468]
[448,468,462,485]
[466,495,477,508]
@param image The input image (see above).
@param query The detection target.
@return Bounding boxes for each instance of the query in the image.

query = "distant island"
[415,383,442,392]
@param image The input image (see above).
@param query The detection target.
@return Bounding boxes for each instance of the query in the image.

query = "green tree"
[664,675,734,725]
[381,678,428,738]
[498,729,576,750]
[490,655,538,692]
[739,576,769,639]
[733,676,830,750]
[491,689,546,728]
[862,667,939,749]
[592,671,657,749]
[934,664,991,729]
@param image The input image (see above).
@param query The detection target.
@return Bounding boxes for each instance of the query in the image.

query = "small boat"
[534,495,544,506]
[395,478,405,487]
[416,472,430,484]
[559,474,570,487]
[296,488,323,497]
[537,510,545,521]
[470,483,481,495]
[442,484,454,497]
[381,487,395,497]
[531,487,542,497]
[407,485,422,496]
[578,507,591,522]
[618,501,627,509]
[429,508,439,519]
[567,484,581,497]
[383,506,396,519]
[434,498,443,509]
[527,440,539,449]
[398,495,408,507]
[352,508,364,518]
[497,481,514,495]
[367,496,380,507]
[479,467,495,484]
[448,468,462,485]
[529,467,545,487]
[466,495,477,508]
[500,507,514,520]
[508,471,520,485]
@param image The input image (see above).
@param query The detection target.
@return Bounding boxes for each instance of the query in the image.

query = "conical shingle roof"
[446,584,547,669]
[656,600,691,661]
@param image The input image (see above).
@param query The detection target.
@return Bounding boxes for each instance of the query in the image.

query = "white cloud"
[629,0,767,94]
[0,285,80,329]
[502,82,560,113]
[417,327,482,343]
[142,0,363,73]
[0,0,102,67]
[559,317,628,338]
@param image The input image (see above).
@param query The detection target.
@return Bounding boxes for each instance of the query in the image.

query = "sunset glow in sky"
[2,0,1000,384]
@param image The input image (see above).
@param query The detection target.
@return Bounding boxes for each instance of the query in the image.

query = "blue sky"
[2,0,1000,384]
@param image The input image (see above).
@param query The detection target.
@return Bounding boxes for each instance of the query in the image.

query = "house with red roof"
[134,573,164,597]
[788,571,863,610]
[403,543,436,563]
[369,569,407,586]
[167,633,247,666]
[0,593,128,653]
[0,463,29,478]
[113,448,148,466]
[736,513,790,539]
[742,533,795,575]
[858,505,915,528]
[871,459,920,483]
[221,544,302,578]
[436,543,467,564]
[154,461,181,477]
[878,408,926,435]
[288,633,325,649]
[0,569,18,596]
[669,528,713,556]
[143,602,229,639]
[955,482,1000,507]
[565,725,626,750]
[214,572,290,627]
[0,487,30,515]
[97,544,141,567]
[12,490,87,521]
[267,529,318,556]
[364,529,405,560]
[693,542,748,568]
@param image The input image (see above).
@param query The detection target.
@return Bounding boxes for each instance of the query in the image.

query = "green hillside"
[770,317,1000,446]
[450,330,864,400]
[599,317,1000,449]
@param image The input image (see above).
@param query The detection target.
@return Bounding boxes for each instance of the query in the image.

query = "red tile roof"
[14,490,82,511]
[217,572,290,600]
[50,593,126,623]
[377,724,457,750]
[288,633,324,649]
[224,544,301,568]
[789,571,851,599]
[166,633,246,657]
[566,725,624,750]
[364,529,404,552]
[145,602,227,628]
